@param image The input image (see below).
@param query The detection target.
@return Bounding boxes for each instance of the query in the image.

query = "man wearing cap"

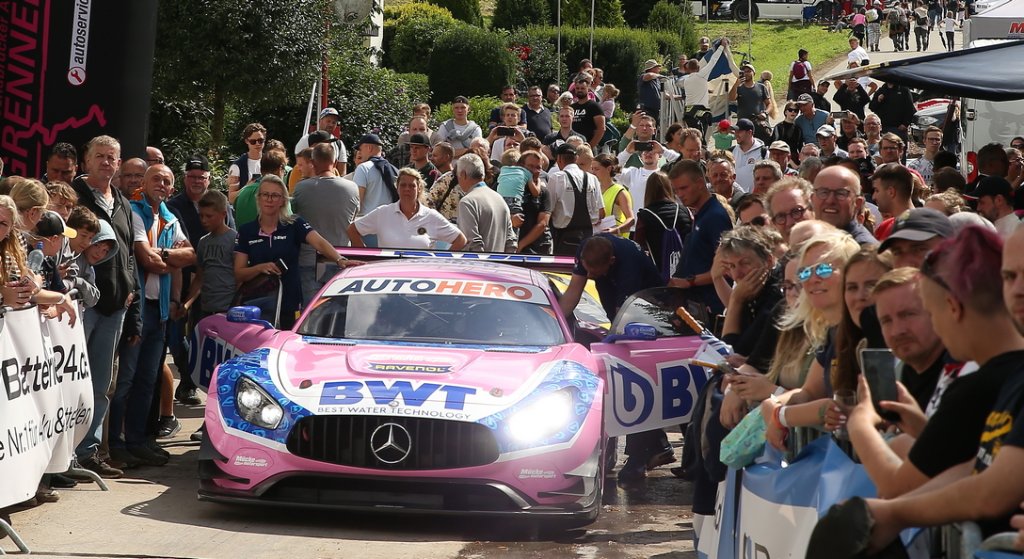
[795,93,830,147]
[455,153,516,253]
[433,96,482,157]
[731,118,767,193]
[879,207,953,268]
[166,154,235,405]
[386,117,430,168]
[693,36,712,60]
[293,142,360,302]
[729,63,769,122]
[869,81,916,141]
[810,80,832,112]
[523,85,552,139]
[548,143,603,255]
[404,133,438,189]
[871,163,915,241]
[637,59,664,120]
[833,77,872,122]
[768,140,798,176]
[293,107,349,176]
[570,74,606,150]
[972,176,1021,239]
[811,165,877,245]
[353,134,398,225]
[816,125,849,159]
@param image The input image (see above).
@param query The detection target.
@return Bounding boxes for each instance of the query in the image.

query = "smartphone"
[634,141,653,152]
[860,348,900,422]
[831,110,850,120]
[275,258,289,273]
[496,126,515,137]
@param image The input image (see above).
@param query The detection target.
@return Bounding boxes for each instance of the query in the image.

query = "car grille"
[286,415,500,470]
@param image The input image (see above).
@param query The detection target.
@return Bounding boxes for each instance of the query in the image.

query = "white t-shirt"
[228,157,261,181]
[294,135,348,163]
[847,46,870,67]
[353,201,462,249]
[942,17,957,32]
[132,212,187,301]
[617,166,658,220]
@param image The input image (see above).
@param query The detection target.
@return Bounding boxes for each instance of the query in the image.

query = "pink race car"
[191,259,608,526]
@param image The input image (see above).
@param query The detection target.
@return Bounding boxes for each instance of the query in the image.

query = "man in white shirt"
[972,176,1021,239]
[293,107,349,175]
[847,37,870,67]
[548,144,604,255]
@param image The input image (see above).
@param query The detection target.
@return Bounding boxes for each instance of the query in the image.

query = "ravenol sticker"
[368,363,452,374]
[321,278,548,304]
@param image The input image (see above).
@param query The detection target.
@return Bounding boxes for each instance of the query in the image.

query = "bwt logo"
[608,360,708,427]
[320,380,477,410]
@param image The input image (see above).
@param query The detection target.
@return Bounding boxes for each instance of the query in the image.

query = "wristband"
[778,406,790,428]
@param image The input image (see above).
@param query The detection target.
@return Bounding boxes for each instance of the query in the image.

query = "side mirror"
[623,322,658,341]
[227,306,275,330]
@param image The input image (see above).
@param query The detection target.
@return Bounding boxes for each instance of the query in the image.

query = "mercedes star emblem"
[369,422,412,464]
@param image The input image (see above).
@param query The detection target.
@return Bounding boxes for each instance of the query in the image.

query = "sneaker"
[175,386,202,406]
[616,456,647,486]
[144,439,171,458]
[79,456,124,479]
[190,428,204,442]
[156,416,181,439]
[127,445,169,467]
[109,447,143,470]
[35,489,60,503]
[646,448,677,470]
[50,474,79,488]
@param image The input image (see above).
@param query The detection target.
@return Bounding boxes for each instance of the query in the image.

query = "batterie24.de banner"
[0,305,94,508]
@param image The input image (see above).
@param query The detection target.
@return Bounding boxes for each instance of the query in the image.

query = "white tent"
[964,0,1024,41]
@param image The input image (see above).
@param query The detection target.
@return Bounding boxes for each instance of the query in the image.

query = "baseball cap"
[816,124,837,137]
[319,107,339,119]
[718,119,733,131]
[36,210,77,239]
[643,59,661,72]
[735,118,755,132]
[965,176,1013,200]
[408,133,430,146]
[796,93,814,105]
[307,130,334,146]
[769,140,791,153]
[184,155,210,172]
[358,133,382,147]
[555,143,577,157]
[453,95,470,105]
[879,208,954,252]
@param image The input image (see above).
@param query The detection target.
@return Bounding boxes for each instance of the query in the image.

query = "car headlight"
[507,389,574,443]
[917,116,938,126]
[236,376,284,429]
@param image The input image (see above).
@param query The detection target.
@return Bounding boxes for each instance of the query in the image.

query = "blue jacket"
[130,197,183,322]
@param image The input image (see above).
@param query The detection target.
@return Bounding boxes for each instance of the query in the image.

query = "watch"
[160,248,169,261]
[685,275,697,288]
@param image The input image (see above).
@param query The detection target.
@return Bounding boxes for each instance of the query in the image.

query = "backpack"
[640,204,688,283]
[792,60,808,80]
[369,156,399,203]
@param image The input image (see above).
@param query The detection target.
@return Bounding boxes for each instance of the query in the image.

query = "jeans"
[300,262,341,307]
[109,301,167,447]
[77,307,127,459]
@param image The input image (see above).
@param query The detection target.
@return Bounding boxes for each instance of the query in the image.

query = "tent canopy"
[826,40,1024,101]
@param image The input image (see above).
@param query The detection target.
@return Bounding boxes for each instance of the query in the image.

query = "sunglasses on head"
[798,262,835,283]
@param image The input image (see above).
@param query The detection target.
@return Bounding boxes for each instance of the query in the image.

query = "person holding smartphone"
[487,102,528,161]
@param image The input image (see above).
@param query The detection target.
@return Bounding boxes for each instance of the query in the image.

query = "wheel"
[733,1,758,21]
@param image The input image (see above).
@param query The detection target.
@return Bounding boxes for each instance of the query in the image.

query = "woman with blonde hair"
[10,178,50,235]
[0,194,77,315]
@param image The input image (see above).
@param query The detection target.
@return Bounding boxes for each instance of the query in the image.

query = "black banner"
[0,0,158,177]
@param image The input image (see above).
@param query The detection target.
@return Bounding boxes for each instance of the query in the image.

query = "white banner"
[0,305,94,508]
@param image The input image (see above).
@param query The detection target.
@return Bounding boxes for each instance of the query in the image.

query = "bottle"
[27,242,45,274]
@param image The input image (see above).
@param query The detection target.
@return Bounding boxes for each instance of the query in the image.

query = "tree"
[428,27,517,103]
[647,0,698,47]
[426,0,483,25]
[545,0,625,28]
[492,0,551,31]
[621,0,660,27]
[153,0,334,147]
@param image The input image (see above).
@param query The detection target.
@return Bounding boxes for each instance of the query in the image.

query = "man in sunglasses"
[811,165,877,245]
[765,177,814,244]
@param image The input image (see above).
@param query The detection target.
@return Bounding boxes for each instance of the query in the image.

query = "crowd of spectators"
[2,43,1024,555]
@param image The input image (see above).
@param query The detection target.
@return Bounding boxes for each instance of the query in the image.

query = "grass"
[689,21,851,103]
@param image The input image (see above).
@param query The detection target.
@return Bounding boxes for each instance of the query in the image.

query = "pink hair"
[927,226,1006,313]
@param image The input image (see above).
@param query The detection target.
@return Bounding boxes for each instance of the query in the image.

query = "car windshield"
[611,287,708,337]
[297,292,566,347]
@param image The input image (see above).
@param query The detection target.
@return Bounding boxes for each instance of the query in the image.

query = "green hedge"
[492,0,550,31]
[518,26,689,109]
[433,95,505,127]
[381,2,455,68]
[391,13,462,73]
[426,0,482,25]
[428,27,517,104]
[544,0,625,27]
[330,64,414,149]
[395,73,432,105]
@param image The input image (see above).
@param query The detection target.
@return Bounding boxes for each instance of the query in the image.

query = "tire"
[733,1,759,21]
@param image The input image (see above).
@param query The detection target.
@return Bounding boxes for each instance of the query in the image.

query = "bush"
[508,29,566,94]
[390,13,461,73]
[381,2,456,67]
[518,26,688,109]
[647,0,699,48]
[428,27,517,104]
[433,96,504,128]
[426,0,482,25]
[492,0,550,31]
[395,73,432,104]
[544,0,625,27]
[330,63,414,149]
[621,0,660,27]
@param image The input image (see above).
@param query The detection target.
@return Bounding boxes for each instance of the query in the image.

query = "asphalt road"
[3,403,697,559]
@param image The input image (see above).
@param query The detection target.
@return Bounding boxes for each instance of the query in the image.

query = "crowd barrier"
[0,303,94,550]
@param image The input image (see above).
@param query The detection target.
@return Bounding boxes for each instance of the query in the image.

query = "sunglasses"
[798,262,835,283]
[248,138,266,145]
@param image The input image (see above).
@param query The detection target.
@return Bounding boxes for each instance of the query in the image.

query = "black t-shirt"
[722,273,784,358]
[520,186,553,253]
[899,355,943,411]
[570,100,604,142]
[973,350,1024,537]
[744,299,787,374]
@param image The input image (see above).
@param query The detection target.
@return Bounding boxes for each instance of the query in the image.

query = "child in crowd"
[66,206,103,308]
[713,120,736,150]
[46,181,78,221]
[495,149,537,221]
[34,210,78,294]
[184,190,237,320]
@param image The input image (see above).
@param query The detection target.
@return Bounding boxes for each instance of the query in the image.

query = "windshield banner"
[0,305,93,509]
[592,335,730,437]
[321,278,549,305]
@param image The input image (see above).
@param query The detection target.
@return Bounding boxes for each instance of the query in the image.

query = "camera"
[634,141,654,152]
[496,126,515,137]
[831,110,850,120]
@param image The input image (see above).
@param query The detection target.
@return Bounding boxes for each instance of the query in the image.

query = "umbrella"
[825,40,1024,101]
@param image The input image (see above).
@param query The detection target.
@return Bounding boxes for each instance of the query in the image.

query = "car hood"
[265,336,596,417]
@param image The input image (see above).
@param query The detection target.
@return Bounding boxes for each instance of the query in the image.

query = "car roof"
[334,259,552,290]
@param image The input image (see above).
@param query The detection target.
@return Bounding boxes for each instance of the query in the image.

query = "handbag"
[719,406,767,469]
